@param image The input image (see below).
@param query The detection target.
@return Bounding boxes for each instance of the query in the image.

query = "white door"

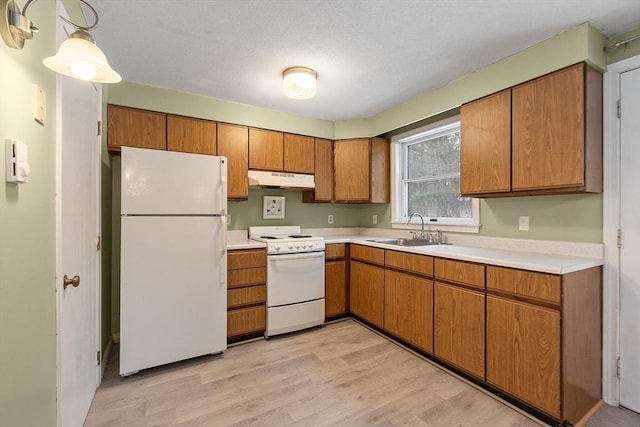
[56,4,102,427]
[619,66,640,413]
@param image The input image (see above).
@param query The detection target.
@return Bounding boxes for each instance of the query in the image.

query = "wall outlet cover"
[263,196,285,219]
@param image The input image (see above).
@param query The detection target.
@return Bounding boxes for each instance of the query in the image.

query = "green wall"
[0,1,57,426]
[606,27,640,64]
[104,24,636,335]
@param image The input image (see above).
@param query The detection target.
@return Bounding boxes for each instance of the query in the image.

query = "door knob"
[63,275,80,289]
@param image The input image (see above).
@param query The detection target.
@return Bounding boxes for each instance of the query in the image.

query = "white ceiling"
[92,0,640,122]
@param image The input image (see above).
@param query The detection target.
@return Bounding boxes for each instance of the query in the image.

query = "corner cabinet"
[460,62,602,197]
[334,137,390,203]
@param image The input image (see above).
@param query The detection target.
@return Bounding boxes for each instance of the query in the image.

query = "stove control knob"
[274,245,281,251]
[288,244,293,250]
[295,244,300,249]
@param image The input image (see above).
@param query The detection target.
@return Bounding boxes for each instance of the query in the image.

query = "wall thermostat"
[5,139,30,184]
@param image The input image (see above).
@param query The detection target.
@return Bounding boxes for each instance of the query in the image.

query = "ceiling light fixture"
[0,0,121,83]
[282,67,317,100]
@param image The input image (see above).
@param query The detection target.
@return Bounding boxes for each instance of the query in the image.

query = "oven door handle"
[268,251,324,262]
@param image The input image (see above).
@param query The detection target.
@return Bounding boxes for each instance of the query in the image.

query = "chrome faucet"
[408,212,426,239]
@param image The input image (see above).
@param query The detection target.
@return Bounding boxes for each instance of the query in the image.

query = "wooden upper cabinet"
[370,137,391,203]
[167,115,216,155]
[334,137,390,203]
[107,105,166,151]
[512,63,602,193]
[303,138,333,203]
[218,123,249,200]
[283,134,314,174]
[249,128,283,171]
[334,138,370,201]
[460,89,511,196]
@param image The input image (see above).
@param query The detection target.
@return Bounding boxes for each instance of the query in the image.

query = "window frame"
[390,115,480,233]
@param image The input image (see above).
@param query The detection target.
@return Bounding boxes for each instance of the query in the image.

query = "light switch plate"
[34,85,46,125]
[263,196,285,219]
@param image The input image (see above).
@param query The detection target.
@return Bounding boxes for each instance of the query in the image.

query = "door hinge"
[617,229,622,248]
[616,357,621,379]
[96,235,101,251]
[97,120,102,136]
[617,100,621,118]
[96,350,101,366]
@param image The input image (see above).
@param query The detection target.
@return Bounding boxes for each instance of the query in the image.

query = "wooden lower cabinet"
[326,261,347,317]
[486,265,602,424]
[325,243,347,317]
[227,249,266,338]
[486,295,561,418]
[434,282,485,379]
[227,305,266,337]
[384,270,433,353]
[349,260,384,328]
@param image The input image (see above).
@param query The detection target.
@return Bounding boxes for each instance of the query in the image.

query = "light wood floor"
[85,320,550,426]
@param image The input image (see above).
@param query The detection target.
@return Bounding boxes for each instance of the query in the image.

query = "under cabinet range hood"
[248,170,315,189]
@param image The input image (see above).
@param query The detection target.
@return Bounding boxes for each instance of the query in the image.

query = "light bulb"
[71,60,97,80]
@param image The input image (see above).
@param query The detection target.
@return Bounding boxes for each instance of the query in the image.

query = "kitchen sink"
[366,238,442,247]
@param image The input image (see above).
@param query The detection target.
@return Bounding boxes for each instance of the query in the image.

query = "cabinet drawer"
[227,285,266,309]
[325,243,346,259]
[350,244,384,265]
[227,305,266,337]
[228,267,266,289]
[385,250,433,277]
[435,258,485,289]
[487,266,561,304]
[228,249,266,270]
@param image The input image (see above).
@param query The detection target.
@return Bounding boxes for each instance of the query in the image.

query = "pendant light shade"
[1,0,121,84]
[282,67,317,100]
[43,30,121,83]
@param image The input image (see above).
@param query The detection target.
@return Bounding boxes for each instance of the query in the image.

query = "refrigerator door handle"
[219,157,228,215]
[220,219,227,286]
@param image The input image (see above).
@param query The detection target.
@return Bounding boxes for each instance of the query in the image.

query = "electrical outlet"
[328,214,334,224]
[519,216,530,231]
[372,214,378,225]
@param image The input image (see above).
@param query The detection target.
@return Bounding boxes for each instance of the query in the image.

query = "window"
[391,116,479,232]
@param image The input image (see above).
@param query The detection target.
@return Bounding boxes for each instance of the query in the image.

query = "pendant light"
[1,0,121,84]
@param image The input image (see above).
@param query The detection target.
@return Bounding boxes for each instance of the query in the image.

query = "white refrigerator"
[119,147,227,376]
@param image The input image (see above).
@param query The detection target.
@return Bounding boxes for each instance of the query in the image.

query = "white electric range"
[249,226,325,337]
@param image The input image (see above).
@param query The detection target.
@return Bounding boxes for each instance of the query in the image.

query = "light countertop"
[227,231,603,275]
[323,235,602,275]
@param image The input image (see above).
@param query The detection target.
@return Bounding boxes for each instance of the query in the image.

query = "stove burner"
[289,234,312,238]
[260,236,277,239]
